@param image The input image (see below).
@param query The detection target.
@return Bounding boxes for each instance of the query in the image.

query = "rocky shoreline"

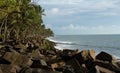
[0,37,120,73]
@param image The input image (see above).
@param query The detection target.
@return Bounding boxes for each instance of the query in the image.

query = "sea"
[46,35,120,59]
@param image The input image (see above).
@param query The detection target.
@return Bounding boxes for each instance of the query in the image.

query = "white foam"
[46,37,74,45]
[113,55,120,60]
[46,37,74,50]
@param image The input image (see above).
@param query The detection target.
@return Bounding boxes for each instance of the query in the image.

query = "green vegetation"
[0,0,53,42]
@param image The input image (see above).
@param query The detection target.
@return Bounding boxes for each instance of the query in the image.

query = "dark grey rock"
[96,51,113,63]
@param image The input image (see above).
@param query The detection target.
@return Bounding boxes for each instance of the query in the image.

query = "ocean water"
[47,35,120,59]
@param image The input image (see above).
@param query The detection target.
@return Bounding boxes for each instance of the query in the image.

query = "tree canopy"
[0,0,53,42]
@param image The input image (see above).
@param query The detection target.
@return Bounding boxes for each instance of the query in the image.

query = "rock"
[63,65,74,73]
[73,50,95,70]
[46,50,56,55]
[0,67,3,73]
[111,61,120,73]
[95,60,120,72]
[32,68,62,73]
[13,43,27,52]
[26,43,33,53]
[0,42,4,48]
[51,61,66,71]
[96,51,113,63]
[31,59,47,68]
[2,51,20,64]
[31,49,45,60]
[40,59,47,66]
[0,64,17,73]
[0,44,4,48]
[22,56,33,67]
[60,49,79,61]
[80,50,95,61]
[47,55,62,64]
[96,65,115,73]
[14,55,33,67]
[66,58,86,73]
[24,68,62,73]
[74,50,95,63]
[25,68,32,73]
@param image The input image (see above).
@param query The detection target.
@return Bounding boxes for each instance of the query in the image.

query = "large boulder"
[96,51,114,63]
[73,50,95,70]
[15,55,33,67]
[66,58,86,73]
[2,51,20,64]
[60,49,80,61]
[80,50,95,61]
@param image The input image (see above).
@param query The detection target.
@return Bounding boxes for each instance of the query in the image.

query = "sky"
[37,0,120,35]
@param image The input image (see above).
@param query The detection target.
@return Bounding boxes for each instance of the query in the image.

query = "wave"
[46,37,120,59]
[46,37,120,50]
[46,37,76,45]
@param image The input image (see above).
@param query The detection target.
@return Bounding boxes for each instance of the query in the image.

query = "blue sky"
[37,0,120,35]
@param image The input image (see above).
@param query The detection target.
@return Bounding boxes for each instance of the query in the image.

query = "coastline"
[0,35,120,73]
[0,0,120,72]
[47,36,120,60]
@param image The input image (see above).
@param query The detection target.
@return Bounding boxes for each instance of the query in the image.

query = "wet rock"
[96,51,113,63]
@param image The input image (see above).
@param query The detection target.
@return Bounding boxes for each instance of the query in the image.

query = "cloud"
[50,8,59,14]
[97,12,119,16]
[40,0,120,35]
[40,0,120,16]
[62,24,87,30]
[54,24,120,34]
[39,0,84,5]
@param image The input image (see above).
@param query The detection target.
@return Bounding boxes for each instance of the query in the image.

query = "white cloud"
[56,24,120,34]
[40,0,120,16]
[97,12,118,16]
[50,8,59,14]
[62,24,87,30]
[39,0,84,5]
